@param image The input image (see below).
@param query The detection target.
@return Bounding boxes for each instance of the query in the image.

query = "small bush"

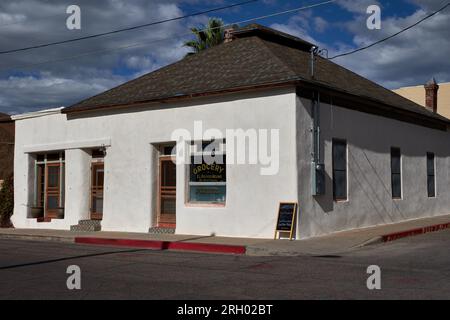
[0,175,14,228]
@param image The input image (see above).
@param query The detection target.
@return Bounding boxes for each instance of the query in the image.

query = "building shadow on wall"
[312,170,334,213]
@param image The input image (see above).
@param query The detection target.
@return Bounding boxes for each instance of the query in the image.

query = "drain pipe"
[311,89,325,196]
[310,46,318,79]
[310,45,325,195]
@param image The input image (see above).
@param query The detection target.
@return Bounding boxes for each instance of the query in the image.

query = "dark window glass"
[161,198,176,215]
[333,139,347,201]
[47,166,60,188]
[92,197,104,214]
[391,148,402,198]
[427,152,436,197]
[37,164,45,207]
[46,153,61,161]
[92,149,105,159]
[47,196,59,209]
[161,160,176,187]
[160,144,176,156]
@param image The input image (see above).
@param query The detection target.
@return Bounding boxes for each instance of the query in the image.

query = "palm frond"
[183,18,225,56]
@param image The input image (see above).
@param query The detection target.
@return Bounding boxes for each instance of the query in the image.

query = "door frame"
[44,162,62,219]
[157,155,176,228]
[90,161,104,220]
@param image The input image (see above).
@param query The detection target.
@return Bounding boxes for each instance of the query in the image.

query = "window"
[332,139,347,201]
[34,152,65,218]
[427,152,436,198]
[391,148,402,199]
[188,140,226,204]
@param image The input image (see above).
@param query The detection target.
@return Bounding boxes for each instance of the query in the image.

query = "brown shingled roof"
[63,24,450,127]
[0,112,11,122]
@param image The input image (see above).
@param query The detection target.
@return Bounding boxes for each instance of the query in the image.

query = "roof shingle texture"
[65,34,448,124]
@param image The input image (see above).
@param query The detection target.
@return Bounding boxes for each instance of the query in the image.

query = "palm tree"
[184,18,225,56]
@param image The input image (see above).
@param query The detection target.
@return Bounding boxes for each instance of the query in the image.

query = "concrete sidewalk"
[1,213,450,256]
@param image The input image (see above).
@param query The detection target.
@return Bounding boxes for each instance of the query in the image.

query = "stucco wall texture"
[296,96,450,239]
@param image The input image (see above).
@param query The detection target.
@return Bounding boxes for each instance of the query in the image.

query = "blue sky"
[0,0,449,114]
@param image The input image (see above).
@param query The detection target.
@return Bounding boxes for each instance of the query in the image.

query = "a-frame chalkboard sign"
[274,202,298,241]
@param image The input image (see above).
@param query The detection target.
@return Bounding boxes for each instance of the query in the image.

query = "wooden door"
[158,156,176,227]
[45,163,61,218]
[91,162,104,220]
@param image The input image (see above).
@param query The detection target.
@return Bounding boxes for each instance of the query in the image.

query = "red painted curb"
[382,222,450,242]
[74,237,246,255]
[75,237,164,249]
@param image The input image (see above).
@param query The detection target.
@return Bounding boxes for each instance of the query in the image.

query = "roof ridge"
[257,37,300,79]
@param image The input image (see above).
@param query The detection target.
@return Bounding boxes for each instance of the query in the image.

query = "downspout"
[310,46,317,79]
[310,46,325,196]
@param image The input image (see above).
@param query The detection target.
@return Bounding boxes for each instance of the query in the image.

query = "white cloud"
[0,0,200,114]
[336,0,381,14]
[314,16,328,33]
[333,2,450,89]
[124,56,154,70]
[0,73,122,114]
[269,1,450,89]
[270,11,323,46]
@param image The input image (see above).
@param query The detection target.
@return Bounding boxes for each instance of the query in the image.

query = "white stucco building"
[11,25,450,239]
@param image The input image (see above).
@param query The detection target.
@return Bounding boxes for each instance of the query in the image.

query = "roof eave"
[296,80,450,131]
[63,78,449,132]
[11,107,64,121]
[62,80,300,115]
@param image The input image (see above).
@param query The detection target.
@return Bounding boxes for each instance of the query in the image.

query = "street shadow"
[0,248,149,271]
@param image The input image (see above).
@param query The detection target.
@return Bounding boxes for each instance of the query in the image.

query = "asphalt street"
[1,229,450,299]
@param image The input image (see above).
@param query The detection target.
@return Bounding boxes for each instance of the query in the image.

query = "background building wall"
[296,95,450,239]
[13,87,298,238]
[0,118,15,181]
[394,82,450,119]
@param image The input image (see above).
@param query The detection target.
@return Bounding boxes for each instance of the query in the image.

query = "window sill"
[185,203,226,208]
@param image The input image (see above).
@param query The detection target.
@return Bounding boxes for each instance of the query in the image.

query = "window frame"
[187,140,227,206]
[34,152,65,218]
[427,152,436,198]
[332,139,348,202]
[390,147,402,200]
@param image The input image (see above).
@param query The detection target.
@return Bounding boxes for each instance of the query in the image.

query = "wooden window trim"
[33,152,65,220]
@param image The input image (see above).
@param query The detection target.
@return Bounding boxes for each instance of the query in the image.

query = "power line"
[0,0,259,56]
[0,0,338,72]
[329,2,450,60]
